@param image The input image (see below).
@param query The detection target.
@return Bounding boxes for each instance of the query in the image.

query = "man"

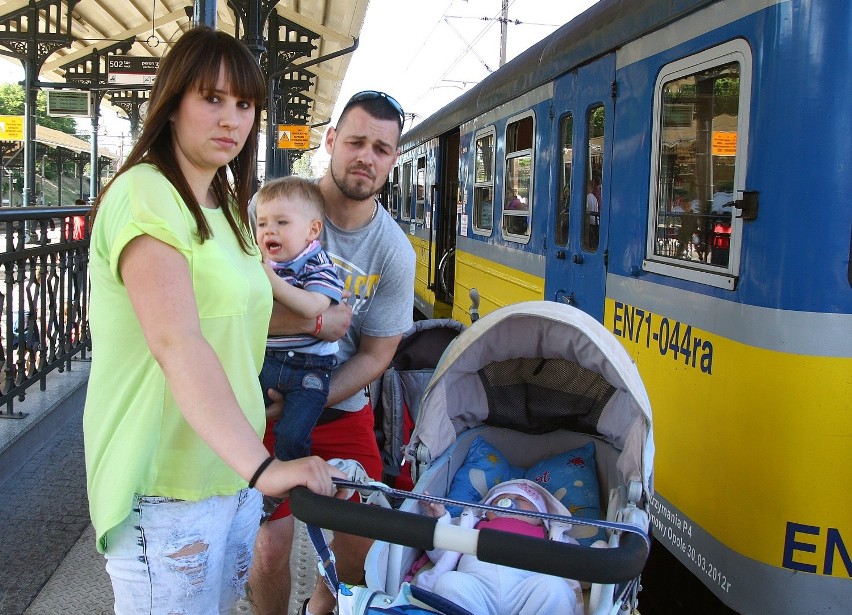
[248,91,416,615]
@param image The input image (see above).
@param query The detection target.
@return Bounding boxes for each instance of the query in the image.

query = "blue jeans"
[259,349,336,461]
[104,489,261,614]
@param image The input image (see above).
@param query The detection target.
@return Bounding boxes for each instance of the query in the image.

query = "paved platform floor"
[0,361,322,615]
[23,518,324,615]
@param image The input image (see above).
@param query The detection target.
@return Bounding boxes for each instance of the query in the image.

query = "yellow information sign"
[0,115,24,141]
[712,131,737,156]
[277,124,311,150]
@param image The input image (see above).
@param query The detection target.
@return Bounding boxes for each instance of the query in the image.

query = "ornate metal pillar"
[263,12,319,179]
[228,1,321,180]
[0,0,81,206]
[109,91,149,142]
[228,0,278,61]
[192,0,218,28]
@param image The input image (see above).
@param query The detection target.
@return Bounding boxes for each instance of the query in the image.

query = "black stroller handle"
[289,486,649,584]
[290,486,438,551]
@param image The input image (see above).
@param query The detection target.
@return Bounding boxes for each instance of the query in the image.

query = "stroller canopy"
[408,301,654,493]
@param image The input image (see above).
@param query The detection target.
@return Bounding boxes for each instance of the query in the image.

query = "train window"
[502,114,534,242]
[555,113,573,247]
[582,106,604,252]
[390,166,400,217]
[401,160,413,221]
[472,129,495,235]
[415,158,426,222]
[645,40,751,289]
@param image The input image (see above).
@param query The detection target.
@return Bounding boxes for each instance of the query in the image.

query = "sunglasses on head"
[344,90,405,126]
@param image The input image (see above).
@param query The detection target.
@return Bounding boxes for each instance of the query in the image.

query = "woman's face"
[169,64,255,187]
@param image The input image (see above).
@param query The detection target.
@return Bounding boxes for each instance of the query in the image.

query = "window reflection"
[555,114,573,246]
[502,116,533,240]
[583,105,604,252]
[654,62,739,267]
[401,160,412,220]
[473,131,495,233]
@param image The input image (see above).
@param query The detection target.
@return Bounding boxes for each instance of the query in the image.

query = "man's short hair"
[337,91,404,138]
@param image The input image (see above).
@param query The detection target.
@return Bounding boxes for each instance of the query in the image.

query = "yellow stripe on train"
[408,234,450,318]
[604,298,852,578]
[451,248,544,325]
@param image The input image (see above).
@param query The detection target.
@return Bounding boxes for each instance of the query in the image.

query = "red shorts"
[264,403,383,521]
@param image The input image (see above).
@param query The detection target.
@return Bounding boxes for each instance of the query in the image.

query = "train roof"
[400,0,718,147]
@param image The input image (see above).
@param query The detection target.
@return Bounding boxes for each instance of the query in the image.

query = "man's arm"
[326,332,402,408]
[268,296,352,341]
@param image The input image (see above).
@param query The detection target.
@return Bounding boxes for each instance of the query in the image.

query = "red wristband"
[314,314,323,336]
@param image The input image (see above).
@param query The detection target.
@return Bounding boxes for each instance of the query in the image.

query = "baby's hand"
[421,493,446,518]
[265,388,283,420]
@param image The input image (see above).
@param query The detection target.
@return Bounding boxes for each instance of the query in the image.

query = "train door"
[545,53,615,322]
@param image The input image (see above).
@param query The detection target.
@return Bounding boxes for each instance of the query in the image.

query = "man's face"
[327,106,399,201]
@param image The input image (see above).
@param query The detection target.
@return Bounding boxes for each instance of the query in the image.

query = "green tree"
[291,150,316,178]
[0,83,78,133]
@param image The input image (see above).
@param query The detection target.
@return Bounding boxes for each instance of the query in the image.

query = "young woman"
[84,27,343,614]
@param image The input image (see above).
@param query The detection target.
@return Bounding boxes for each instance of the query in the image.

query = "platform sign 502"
[107,56,159,85]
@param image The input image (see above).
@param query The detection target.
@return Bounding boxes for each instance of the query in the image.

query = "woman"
[84,27,343,613]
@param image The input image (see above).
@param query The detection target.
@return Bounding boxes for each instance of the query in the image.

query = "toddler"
[255,176,344,465]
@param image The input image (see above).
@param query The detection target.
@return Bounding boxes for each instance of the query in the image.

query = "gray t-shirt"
[322,203,416,411]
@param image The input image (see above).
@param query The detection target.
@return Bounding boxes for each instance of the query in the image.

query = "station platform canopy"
[1,124,117,161]
[0,0,370,150]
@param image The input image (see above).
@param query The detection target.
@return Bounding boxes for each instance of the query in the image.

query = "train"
[382,0,852,612]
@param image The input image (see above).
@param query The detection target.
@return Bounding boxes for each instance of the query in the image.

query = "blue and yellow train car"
[387,0,852,612]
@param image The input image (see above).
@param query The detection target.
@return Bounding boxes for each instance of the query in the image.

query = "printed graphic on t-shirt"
[328,253,380,316]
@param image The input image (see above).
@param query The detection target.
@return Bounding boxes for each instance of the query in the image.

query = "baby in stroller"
[417,479,587,615]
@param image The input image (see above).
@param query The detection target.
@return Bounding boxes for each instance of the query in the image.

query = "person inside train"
[477,187,493,229]
[506,187,527,210]
[248,90,416,615]
[585,178,600,247]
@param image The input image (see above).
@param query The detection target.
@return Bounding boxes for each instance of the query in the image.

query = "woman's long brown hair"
[91,26,265,253]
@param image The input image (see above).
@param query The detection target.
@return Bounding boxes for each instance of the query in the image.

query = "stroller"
[292,301,654,614]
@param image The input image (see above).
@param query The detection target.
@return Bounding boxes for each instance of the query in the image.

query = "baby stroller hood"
[407,301,654,495]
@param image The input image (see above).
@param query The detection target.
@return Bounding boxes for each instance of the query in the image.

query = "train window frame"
[472,127,496,236]
[401,159,413,221]
[555,113,573,247]
[501,111,534,244]
[415,156,426,222]
[644,39,751,290]
[390,166,400,217]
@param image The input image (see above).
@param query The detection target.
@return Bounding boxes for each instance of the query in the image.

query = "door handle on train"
[556,250,566,260]
[555,290,575,305]
[573,253,584,264]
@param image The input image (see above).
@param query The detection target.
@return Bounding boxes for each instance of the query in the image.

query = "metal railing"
[0,205,91,417]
